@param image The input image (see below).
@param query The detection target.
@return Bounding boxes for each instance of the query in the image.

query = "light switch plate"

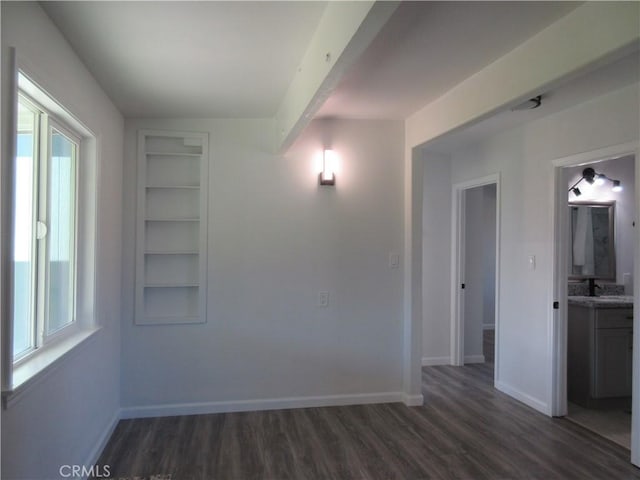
[318,291,329,307]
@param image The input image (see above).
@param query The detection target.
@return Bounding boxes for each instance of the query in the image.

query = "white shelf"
[145,218,200,222]
[146,151,202,157]
[137,315,203,326]
[146,185,200,189]
[135,129,208,326]
[145,250,199,255]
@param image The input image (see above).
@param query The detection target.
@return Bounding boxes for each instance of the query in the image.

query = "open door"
[451,174,500,382]
[551,142,640,465]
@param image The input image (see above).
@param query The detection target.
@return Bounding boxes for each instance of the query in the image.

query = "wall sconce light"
[568,167,622,196]
[319,149,336,186]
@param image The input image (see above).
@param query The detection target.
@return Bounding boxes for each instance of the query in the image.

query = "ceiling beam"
[406,2,640,149]
[274,0,399,153]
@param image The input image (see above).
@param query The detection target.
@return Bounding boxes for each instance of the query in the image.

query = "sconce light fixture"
[568,167,622,197]
[319,149,336,186]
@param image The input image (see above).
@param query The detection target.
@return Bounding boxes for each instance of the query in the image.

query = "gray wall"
[1,3,123,479]
[120,118,406,414]
[421,82,639,412]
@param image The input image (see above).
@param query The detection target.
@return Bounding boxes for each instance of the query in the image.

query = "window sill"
[2,326,102,409]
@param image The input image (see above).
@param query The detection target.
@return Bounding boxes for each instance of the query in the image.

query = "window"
[12,93,79,362]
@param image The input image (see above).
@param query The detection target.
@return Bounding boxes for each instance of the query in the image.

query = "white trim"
[1,47,18,393]
[495,380,549,415]
[482,324,495,330]
[464,355,485,364]
[450,174,501,378]
[120,392,406,419]
[402,393,424,407]
[4,61,100,404]
[17,70,93,138]
[551,142,639,168]
[81,408,121,479]
[134,129,209,326]
[450,183,465,366]
[422,356,450,366]
[3,327,101,408]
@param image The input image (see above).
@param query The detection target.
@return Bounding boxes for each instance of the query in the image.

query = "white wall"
[1,3,123,479]
[482,185,497,330]
[421,152,451,366]
[422,82,639,413]
[120,118,406,414]
[566,155,635,285]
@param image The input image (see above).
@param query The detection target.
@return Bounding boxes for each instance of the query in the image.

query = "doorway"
[451,175,500,382]
[552,142,640,463]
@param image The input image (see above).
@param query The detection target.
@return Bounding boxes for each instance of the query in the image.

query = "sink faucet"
[587,278,601,297]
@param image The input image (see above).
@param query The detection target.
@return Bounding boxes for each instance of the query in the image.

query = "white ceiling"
[425,50,640,154]
[41,0,634,133]
[42,1,327,118]
[316,1,579,120]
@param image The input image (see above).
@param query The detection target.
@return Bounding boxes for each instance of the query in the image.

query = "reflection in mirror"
[569,201,615,281]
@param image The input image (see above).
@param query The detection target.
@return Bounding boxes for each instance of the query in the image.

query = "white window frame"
[12,94,82,366]
[2,66,99,405]
[41,119,80,342]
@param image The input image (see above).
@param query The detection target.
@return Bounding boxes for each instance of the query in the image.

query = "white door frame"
[551,141,639,464]
[451,173,501,381]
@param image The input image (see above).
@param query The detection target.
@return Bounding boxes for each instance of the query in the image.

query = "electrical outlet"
[318,291,329,307]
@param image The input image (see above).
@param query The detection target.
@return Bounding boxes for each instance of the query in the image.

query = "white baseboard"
[422,356,450,366]
[402,393,424,407]
[82,407,121,478]
[120,392,405,419]
[483,324,495,330]
[495,380,549,415]
[464,354,485,364]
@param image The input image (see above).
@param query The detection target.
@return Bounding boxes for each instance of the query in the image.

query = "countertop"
[568,295,634,308]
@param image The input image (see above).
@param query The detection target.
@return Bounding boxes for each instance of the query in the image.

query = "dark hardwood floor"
[97,360,640,479]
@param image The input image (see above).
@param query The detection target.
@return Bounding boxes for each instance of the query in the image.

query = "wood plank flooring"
[97,363,640,479]
[568,401,631,449]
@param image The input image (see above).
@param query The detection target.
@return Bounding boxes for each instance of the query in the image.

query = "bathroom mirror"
[569,201,615,281]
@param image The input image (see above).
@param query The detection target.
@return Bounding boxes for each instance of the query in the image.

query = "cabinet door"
[594,328,633,398]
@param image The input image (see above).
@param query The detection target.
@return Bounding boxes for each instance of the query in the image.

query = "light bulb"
[612,180,622,192]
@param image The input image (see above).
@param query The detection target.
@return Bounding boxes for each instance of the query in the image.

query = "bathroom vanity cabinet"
[568,299,633,407]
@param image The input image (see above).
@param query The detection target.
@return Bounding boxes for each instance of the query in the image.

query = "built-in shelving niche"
[135,130,208,325]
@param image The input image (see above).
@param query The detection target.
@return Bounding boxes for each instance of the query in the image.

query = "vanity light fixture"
[612,180,623,192]
[568,167,622,196]
[319,149,336,186]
